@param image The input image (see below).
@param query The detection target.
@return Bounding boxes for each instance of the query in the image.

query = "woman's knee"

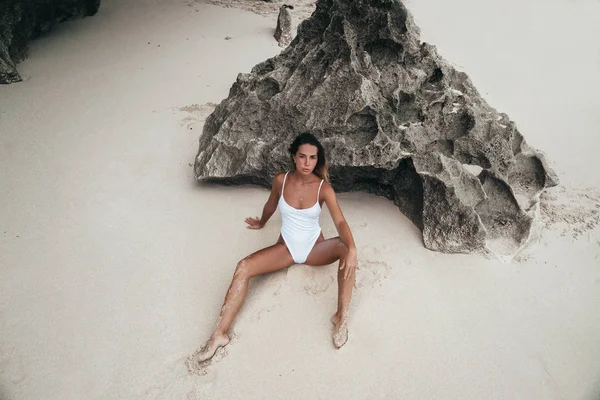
[234,256,261,280]
[234,257,252,279]
[334,237,348,257]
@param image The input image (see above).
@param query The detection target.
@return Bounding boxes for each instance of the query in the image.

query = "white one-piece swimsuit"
[279,172,324,264]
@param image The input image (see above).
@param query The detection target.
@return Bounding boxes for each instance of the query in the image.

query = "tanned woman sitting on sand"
[197,133,358,364]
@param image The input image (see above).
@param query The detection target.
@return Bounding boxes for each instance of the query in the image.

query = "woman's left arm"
[322,183,357,280]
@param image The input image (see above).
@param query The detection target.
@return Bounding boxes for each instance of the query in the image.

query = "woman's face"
[293,144,319,175]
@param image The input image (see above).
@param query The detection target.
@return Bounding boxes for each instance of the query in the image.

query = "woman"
[198,133,358,364]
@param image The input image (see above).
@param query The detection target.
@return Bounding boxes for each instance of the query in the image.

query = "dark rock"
[194,0,558,256]
[0,0,100,84]
[274,4,293,47]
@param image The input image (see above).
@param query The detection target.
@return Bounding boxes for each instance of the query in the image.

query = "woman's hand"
[245,216,263,229]
[340,247,358,280]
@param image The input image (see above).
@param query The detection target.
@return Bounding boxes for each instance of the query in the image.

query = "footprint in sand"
[304,275,335,295]
[288,246,393,294]
[186,333,237,376]
[249,269,287,321]
[355,259,391,290]
[187,345,227,376]
[186,383,214,400]
[0,341,9,373]
[513,254,535,263]
[292,265,335,295]
[3,355,27,385]
[252,303,277,321]
[0,333,27,386]
[178,102,217,130]
[353,245,391,290]
[540,185,600,240]
[186,347,227,376]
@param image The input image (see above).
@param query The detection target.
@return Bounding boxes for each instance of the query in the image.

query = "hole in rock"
[255,78,280,101]
[344,112,379,147]
[364,39,403,65]
[446,111,475,140]
[251,59,276,75]
[425,140,454,157]
[428,68,443,84]
[395,91,424,124]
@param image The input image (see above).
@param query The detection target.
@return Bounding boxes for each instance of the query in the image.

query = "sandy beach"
[1,0,599,399]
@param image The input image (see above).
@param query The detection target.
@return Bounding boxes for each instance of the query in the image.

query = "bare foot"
[198,332,230,364]
[331,312,348,348]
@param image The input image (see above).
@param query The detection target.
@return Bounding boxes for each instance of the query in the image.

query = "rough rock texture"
[194,0,558,256]
[0,0,100,84]
[274,4,293,47]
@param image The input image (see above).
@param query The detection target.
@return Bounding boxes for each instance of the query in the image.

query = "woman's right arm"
[245,173,283,229]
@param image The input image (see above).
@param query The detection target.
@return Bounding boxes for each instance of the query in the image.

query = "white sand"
[1,0,599,399]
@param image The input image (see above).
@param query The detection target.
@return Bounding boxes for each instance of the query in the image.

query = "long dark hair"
[288,133,329,182]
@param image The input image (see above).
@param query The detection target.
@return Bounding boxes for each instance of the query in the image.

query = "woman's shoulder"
[273,171,288,182]
[319,179,335,196]
[272,171,288,189]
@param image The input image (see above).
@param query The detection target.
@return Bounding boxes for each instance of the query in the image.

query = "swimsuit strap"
[281,172,290,196]
[317,179,324,202]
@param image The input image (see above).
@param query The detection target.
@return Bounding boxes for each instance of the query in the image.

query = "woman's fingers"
[341,259,357,280]
[245,217,262,229]
[344,263,357,280]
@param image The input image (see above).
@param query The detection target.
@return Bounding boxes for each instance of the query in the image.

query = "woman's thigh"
[239,243,295,278]
[304,237,345,267]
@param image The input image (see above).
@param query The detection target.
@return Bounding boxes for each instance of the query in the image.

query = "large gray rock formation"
[0,0,100,84]
[194,0,558,256]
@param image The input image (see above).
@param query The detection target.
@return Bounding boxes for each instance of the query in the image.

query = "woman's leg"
[198,243,294,363]
[304,237,354,348]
